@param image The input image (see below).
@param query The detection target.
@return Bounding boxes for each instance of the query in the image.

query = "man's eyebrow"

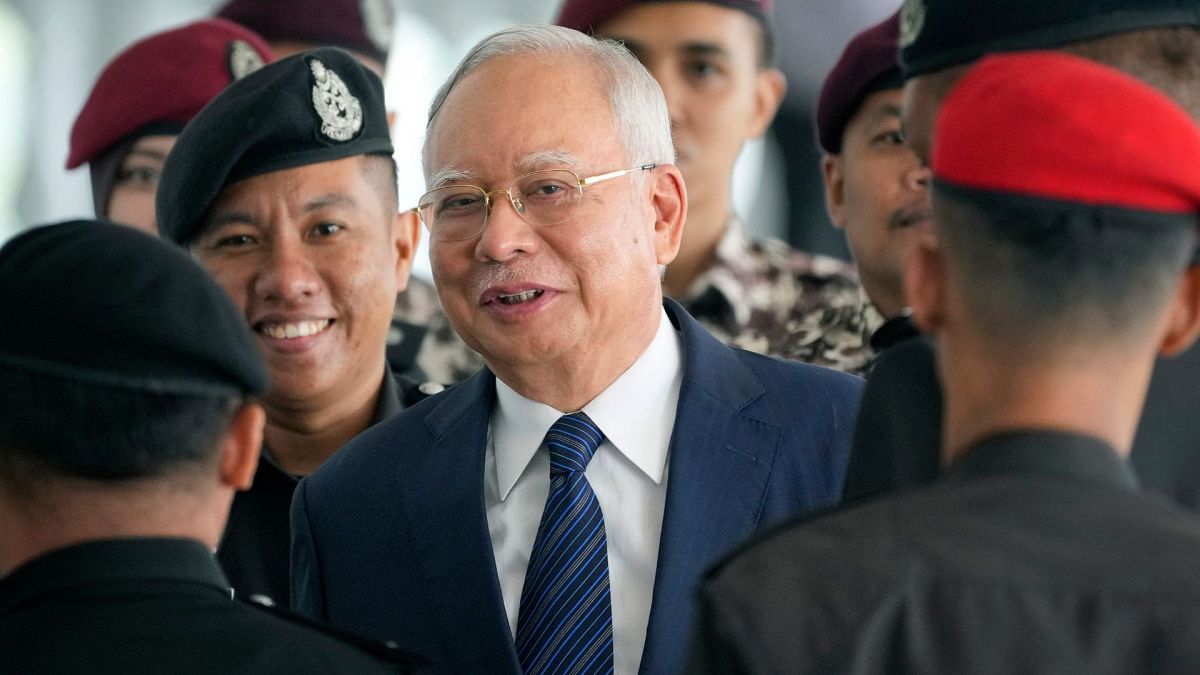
[679,41,731,59]
[870,104,904,124]
[205,211,260,230]
[515,150,580,174]
[302,194,358,212]
[428,168,477,188]
[124,147,169,162]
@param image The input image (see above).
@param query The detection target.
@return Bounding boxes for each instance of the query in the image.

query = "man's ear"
[1159,265,1200,357]
[747,68,787,138]
[822,154,847,230]
[649,164,687,265]
[218,403,265,492]
[391,209,421,293]
[904,232,945,334]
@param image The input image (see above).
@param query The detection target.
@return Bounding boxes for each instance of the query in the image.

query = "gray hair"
[422,24,675,180]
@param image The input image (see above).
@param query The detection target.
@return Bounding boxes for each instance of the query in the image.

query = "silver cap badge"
[360,0,395,53]
[310,59,363,142]
[899,0,926,49]
[228,40,264,80]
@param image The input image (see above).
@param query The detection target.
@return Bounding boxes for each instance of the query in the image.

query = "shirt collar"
[492,308,682,500]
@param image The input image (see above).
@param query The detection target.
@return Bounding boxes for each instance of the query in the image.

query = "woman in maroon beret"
[66,18,272,235]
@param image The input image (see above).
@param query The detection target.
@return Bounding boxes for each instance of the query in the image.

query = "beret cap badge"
[899,0,925,49]
[310,58,363,142]
[228,39,266,80]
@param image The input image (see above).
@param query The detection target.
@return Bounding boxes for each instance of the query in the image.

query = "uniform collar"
[260,367,403,478]
[950,429,1139,491]
[869,312,920,352]
[0,538,229,614]
[492,308,682,500]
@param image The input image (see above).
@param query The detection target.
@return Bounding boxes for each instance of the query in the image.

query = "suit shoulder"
[732,347,864,413]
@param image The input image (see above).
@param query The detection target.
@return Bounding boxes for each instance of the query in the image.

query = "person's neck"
[662,189,733,299]
[941,342,1155,466]
[262,369,386,476]
[491,305,663,413]
[0,481,226,576]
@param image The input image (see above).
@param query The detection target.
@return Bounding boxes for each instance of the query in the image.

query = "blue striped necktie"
[515,412,614,675]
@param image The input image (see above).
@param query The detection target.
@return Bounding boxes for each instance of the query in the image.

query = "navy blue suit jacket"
[291,300,862,674]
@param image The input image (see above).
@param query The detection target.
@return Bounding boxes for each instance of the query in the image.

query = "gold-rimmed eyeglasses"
[413,164,658,242]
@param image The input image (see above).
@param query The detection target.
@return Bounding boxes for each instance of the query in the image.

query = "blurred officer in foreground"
[217,0,486,383]
[66,19,272,235]
[157,47,428,608]
[693,51,1200,672]
[557,0,879,374]
[817,11,941,504]
[0,221,430,673]
[852,0,1200,508]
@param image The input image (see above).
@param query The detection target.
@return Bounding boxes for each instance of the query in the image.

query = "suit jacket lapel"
[393,369,522,674]
[639,300,783,674]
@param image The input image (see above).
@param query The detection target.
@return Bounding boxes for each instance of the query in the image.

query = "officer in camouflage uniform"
[557,0,878,374]
[217,0,484,384]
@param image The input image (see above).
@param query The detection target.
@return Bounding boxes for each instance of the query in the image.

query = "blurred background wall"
[2,0,897,275]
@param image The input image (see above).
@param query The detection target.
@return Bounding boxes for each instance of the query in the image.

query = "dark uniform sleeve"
[687,579,767,674]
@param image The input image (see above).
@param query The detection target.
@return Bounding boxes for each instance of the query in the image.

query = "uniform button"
[388,326,405,345]
[418,381,445,396]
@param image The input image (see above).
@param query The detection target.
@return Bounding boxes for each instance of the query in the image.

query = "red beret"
[216,0,394,66]
[934,51,1200,215]
[815,11,902,154]
[556,0,772,35]
[66,19,272,170]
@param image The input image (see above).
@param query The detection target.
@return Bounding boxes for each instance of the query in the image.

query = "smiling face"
[425,53,684,397]
[596,2,782,211]
[106,134,176,235]
[191,155,416,410]
[824,89,932,318]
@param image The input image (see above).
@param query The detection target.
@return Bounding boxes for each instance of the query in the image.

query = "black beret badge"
[310,58,363,143]
[899,0,925,49]
[228,39,265,80]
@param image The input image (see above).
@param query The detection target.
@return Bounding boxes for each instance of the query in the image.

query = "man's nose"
[473,191,541,264]
[253,237,322,302]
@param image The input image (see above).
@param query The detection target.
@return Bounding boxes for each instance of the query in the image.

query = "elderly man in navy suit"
[291,24,863,675]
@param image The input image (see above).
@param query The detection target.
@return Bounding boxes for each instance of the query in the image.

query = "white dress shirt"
[485,308,682,675]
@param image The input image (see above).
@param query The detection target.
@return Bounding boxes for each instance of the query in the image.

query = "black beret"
[156,47,393,245]
[816,11,902,154]
[0,220,267,396]
[899,0,1200,79]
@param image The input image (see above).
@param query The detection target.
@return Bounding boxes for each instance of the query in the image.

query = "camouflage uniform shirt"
[679,220,881,375]
[390,276,485,385]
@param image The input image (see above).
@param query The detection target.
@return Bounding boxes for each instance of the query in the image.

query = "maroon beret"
[556,0,773,35]
[66,19,272,170]
[216,0,395,66]
[815,11,903,154]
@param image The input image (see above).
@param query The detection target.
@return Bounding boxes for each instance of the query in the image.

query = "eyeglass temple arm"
[580,163,658,187]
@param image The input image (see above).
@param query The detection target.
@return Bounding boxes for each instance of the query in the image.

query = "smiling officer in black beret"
[157,47,437,608]
[0,220,430,673]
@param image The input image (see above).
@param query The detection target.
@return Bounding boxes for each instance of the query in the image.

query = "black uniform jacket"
[692,431,1200,674]
[218,370,430,607]
[0,538,432,673]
